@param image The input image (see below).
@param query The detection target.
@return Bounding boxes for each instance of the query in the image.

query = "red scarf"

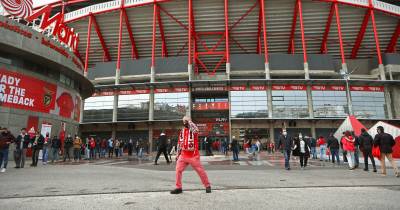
[179,127,196,152]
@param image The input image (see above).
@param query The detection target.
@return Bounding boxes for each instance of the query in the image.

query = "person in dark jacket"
[31,131,44,167]
[51,135,61,163]
[292,133,310,169]
[327,133,340,164]
[231,136,239,161]
[14,128,30,168]
[0,128,15,172]
[278,130,294,170]
[374,126,399,177]
[309,137,317,159]
[63,134,73,162]
[358,128,377,172]
[353,131,360,168]
[127,139,134,156]
[154,133,170,165]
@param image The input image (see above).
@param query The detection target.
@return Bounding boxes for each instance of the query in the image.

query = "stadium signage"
[350,86,384,92]
[272,85,306,91]
[312,85,346,91]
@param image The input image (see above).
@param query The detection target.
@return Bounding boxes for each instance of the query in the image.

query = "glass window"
[118,94,150,121]
[154,92,189,120]
[83,96,114,122]
[230,91,268,118]
[351,91,386,119]
[272,90,308,118]
[312,91,348,118]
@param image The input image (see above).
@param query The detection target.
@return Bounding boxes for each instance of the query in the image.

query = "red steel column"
[260,0,270,79]
[84,15,92,77]
[369,0,386,80]
[151,1,157,83]
[288,0,299,54]
[224,0,230,77]
[334,3,346,67]
[188,0,193,80]
[320,3,335,54]
[386,20,400,53]
[298,0,309,79]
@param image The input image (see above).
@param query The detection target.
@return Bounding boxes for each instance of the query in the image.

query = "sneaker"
[373,169,377,173]
[170,188,183,194]
[396,172,399,178]
[206,186,211,193]
[363,168,368,172]
[0,168,5,173]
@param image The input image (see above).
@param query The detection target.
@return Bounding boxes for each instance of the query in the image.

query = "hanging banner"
[51,85,81,121]
[40,123,52,137]
[230,86,246,91]
[312,85,346,91]
[350,86,384,92]
[0,68,57,113]
[193,102,229,111]
[250,85,267,91]
[272,85,306,91]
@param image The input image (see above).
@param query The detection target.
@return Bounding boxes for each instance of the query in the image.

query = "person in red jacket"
[89,137,96,160]
[170,116,211,194]
[341,131,356,170]
[317,136,327,161]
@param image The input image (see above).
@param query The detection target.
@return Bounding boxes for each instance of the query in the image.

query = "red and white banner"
[0,68,57,113]
[350,86,384,92]
[51,85,81,122]
[312,85,346,91]
[193,102,229,111]
[119,89,150,95]
[272,85,306,91]
[230,86,246,91]
[154,87,189,93]
[250,85,267,91]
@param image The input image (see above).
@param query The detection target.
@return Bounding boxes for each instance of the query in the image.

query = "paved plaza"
[0,153,399,210]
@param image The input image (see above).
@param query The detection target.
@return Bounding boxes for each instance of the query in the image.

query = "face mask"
[283,132,287,136]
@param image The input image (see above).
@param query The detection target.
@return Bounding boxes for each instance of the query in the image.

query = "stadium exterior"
[0,10,93,137]
[57,0,400,150]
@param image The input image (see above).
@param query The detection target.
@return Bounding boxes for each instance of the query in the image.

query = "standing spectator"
[114,139,120,158]
[170,116,211,194]
[100,139,107,158]
[353,132,360,168]
[95,138,101,159]
[231,136,239,161]
[373,126,399,177]
[89,137,96,160]
[63,134,73,162]
[154,133,170,165]
[340,132,348,163]
[42,133,50,165]
[309,136,317,159]
[108,138,114,158]
[135,139,140,157]
[14,128,30,168]
[317,136,327,161]
[31,131,44,167]
[50,135,61,163]
[358,128,377,172]
[127,139,134,156]
[0,128,15,172]
[73,135,82,162]
[119,140,124,157]
[341,131,356,170]
[278,130,294,170]
[327,133,340,164]
[292,133,310,169]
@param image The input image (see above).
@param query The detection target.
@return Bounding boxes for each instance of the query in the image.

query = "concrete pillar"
[269,123,275,143]
[226,63,231,79]
[378,64,386,81]
[311,121,316,138]
[111,124,117,140]
[148,125,153,153]
[267,84,273,118]
[113,69,120,123]
[265,62,270,80]
[187,86,192,118]
[151,66,155,83]
[149,87,154,121]
[304,62,310,80]
[345,80,353,115]
[384,85,393,119]
[306,85,314,118]
[188,64,193,81]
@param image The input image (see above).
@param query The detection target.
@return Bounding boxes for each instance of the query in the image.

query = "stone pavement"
[0,152,399,210]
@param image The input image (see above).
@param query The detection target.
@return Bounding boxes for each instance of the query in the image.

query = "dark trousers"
[63,147,72,161]
[354,147,359,167]
[32,148,40,166]
[330,148,340,164]
[342,150,348,162]
[283,149,291,169]
[14,149,26,168]
[232,148,239,161]
[73,148,81,161]
[363,149,376,170]
[115,148,119,157]
[90,149,95,159]
[108,147,113,158]
[299,153,308,167]
[155,147,170,164]
[0,148,9,168]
